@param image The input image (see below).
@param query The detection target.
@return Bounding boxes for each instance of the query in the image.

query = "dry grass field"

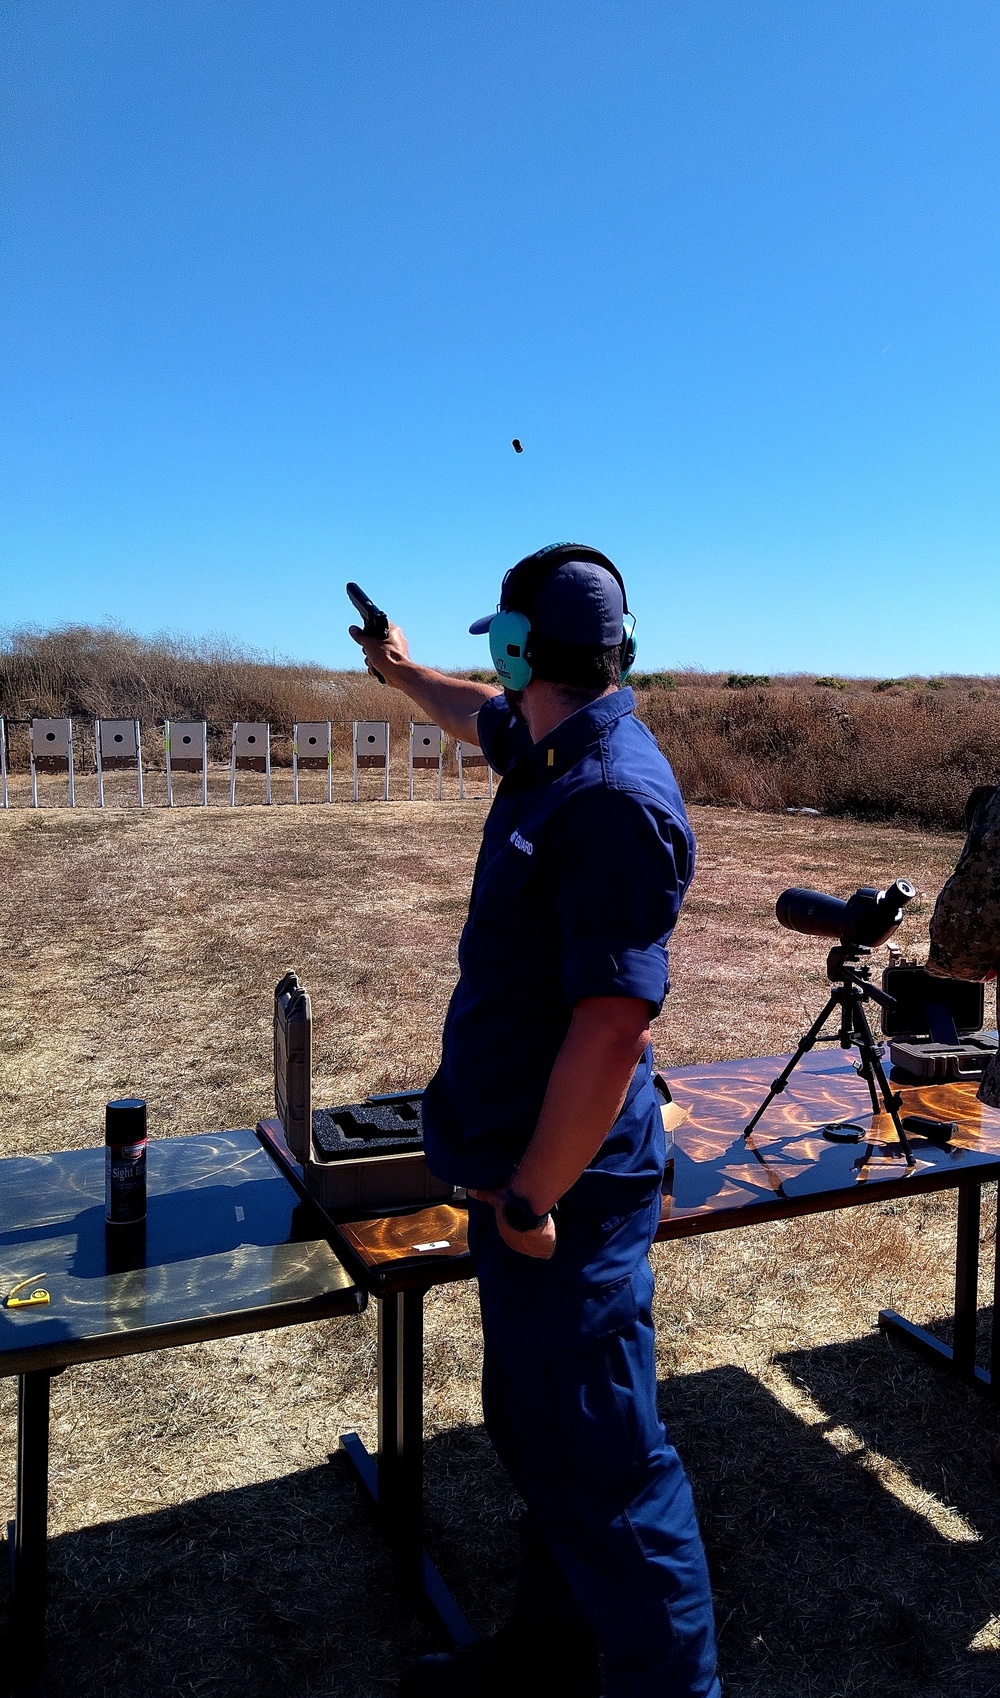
[0,799,998,1698]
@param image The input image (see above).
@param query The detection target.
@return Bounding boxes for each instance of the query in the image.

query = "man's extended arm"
[349,620,498,746]
[470,995,653,1260]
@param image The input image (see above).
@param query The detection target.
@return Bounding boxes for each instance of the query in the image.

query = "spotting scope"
[776,880,916,951]
[746,875,920,1160]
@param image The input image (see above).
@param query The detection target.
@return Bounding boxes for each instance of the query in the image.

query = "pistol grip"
[364,617,388,684]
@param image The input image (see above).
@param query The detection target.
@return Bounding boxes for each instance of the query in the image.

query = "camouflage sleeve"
[926,785,1000,981]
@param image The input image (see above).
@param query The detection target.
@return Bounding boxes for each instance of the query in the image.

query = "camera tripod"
[744,946,915,1164]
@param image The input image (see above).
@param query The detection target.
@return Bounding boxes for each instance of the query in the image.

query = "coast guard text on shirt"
[510,830,534,856]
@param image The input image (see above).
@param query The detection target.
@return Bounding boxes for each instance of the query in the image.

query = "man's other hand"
[468,1188,557,1259]
[349,619,411,687]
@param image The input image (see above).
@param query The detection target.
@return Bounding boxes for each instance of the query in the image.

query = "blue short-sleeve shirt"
[421,688,696,1201]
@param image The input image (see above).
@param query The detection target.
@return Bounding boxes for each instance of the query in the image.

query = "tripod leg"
[839,990,879,1114]
[852,999,915,1164]
[859,1048,882,1116]
[744,994,840,1136]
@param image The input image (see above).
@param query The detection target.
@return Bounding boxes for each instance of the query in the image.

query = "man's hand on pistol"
[344,599,498,744]
[348,620,411,687]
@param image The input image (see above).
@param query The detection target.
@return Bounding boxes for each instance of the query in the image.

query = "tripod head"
[825,943,897,1012]
[826,942,869,979]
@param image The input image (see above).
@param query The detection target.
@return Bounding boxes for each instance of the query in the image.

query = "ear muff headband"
[491,543,638,688]
[500,543,631,620]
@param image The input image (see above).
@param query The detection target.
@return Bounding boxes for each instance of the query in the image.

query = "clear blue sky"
[3,1,999,675]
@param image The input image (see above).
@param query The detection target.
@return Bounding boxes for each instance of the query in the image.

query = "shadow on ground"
[2,1327,998,1698]
[666,1326,1000,1697]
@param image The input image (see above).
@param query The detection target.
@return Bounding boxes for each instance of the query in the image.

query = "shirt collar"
[524,687,635,780]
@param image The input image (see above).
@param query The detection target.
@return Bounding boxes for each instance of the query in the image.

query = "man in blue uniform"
[350,545,720,1698]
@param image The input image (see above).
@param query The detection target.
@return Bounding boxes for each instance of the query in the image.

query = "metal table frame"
[341,1290,476,1647]
[259,1054,1000,1650]
[1,1131,364,1698]
[9,1370,56,1697]
[332,1184,1000,1652]
[879,1174,1000,1391]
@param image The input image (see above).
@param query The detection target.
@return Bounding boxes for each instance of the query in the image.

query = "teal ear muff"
[489,608,534,690]
[620,614,637,680]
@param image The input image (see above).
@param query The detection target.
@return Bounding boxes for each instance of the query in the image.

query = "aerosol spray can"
[105,1097,148,1225]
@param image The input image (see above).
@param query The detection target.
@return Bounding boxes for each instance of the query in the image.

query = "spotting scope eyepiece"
[776,878,915,950]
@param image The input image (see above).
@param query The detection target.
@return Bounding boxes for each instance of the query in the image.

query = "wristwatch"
[501,1187,551,1234]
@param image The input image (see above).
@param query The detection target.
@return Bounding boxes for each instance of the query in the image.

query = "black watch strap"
[501,1187,550,1233]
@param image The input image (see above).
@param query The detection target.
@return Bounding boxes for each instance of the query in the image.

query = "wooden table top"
[259,1048,1000,1296]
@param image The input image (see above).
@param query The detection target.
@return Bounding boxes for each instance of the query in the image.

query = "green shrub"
[631,671,677,691]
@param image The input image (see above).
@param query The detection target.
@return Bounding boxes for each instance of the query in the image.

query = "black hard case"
[272,973,455,1210]
[879,965,997,1082]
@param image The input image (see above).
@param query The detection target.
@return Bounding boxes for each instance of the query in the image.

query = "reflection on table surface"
[329,1049,1000,1279]
[660,1047,1000,1229]
[0,1130,360,1373]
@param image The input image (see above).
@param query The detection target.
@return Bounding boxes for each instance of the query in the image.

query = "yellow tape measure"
[4,1275,51,1310]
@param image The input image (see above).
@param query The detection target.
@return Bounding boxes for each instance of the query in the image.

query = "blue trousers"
[468,1194,720,1698]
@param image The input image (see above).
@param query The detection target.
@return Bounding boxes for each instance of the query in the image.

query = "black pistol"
[346,582,390,685]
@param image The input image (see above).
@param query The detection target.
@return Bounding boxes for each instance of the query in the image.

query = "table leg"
[992,1184,1000,1392]
[879,1180,995,1397]
[341,1291,475,1646]
[8,1370,53,1697]
[953,1179,981,1379]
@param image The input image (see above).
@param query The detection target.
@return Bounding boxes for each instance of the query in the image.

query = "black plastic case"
[272,972,455,1210]
[274,971,312,1162]
[306,1091,455,1210]
[880,964,997,1082]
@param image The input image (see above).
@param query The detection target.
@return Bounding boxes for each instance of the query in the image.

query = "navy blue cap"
[469,560,625,645]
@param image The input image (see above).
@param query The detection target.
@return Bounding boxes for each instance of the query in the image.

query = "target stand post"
[95,719,143,808]
[293,722,333,804]
[164,721,208,806]
[29,719,75,809]
[457,739,494,800]
[408,723,444,801]
[353,721,390,802]
[230,723,272,806]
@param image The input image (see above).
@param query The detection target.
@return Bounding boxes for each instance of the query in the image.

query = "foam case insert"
[312,1094,425,1161]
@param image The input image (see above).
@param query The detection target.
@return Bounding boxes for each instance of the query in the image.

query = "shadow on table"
[1,1328,998,1698]
[0,1183,324,1275]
